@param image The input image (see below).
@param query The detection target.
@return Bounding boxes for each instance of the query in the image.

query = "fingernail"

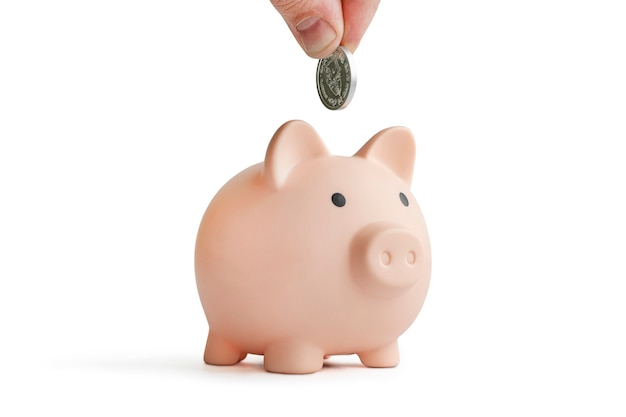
[296,17,337,56]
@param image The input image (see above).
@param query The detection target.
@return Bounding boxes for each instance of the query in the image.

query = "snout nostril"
[381,251,392,266]
[406,251,416,265]
[380,250,416,267]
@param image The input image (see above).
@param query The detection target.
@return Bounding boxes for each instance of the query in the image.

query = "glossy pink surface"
[195,120,431,373]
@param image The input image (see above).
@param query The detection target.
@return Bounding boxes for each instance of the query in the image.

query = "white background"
[1,1,625,415]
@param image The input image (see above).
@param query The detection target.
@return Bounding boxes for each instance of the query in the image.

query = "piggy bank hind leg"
[203,331,247,366]
[263,340,324,374]
[357,340,400,368]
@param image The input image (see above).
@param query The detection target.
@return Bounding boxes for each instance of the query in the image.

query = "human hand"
[270,0,380,59]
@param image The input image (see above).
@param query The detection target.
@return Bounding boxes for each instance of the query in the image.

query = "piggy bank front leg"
[357,340,400,368]
[263,340,324,374]
[204,331,247,366]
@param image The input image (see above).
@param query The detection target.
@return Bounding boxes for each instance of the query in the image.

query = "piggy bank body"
[195,120,431,374]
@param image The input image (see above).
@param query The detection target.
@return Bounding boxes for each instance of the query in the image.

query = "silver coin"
[316,46,357,110]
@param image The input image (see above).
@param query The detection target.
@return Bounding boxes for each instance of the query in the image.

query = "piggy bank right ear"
[264,120,330,188]
[354,126,416,185]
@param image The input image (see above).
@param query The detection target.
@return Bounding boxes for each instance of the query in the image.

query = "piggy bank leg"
[357,340,400,368]
[203,331,247,366]
[263,340,324,374]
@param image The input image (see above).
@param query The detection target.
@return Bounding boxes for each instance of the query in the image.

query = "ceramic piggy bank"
[195,120,431,374]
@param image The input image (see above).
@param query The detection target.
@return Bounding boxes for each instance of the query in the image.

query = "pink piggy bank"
[195,120,431,374]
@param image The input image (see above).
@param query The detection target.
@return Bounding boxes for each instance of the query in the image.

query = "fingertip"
[270,0,344,59]
[296,16,341,58]
[340,40,358,55]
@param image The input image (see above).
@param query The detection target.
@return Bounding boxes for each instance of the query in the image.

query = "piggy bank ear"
[264,120,330,188]
[354,127,416,184]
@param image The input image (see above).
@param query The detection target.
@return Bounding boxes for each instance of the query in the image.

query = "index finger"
[340,0,380,53]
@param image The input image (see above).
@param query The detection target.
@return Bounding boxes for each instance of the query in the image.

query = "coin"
[316,46,357,110]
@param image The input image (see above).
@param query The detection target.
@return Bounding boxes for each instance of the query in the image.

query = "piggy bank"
[195,120,431,374]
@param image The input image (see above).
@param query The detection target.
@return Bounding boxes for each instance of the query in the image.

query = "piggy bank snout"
[351,223,424,296]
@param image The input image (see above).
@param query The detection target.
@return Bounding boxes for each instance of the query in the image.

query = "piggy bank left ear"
[264,120,330,188]
[354,126,416,184]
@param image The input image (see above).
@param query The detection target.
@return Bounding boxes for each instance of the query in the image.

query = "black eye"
[399,192,409,207]
[331,193,346,207]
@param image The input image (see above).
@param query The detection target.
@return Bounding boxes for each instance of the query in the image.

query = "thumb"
[270,0,343,59]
